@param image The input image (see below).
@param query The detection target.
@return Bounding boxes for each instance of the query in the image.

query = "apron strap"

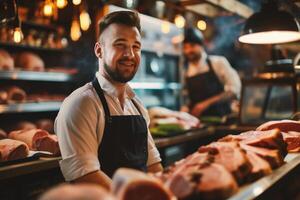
[206,57,222,85]
[131,99,143,116]
[92,78,111,120]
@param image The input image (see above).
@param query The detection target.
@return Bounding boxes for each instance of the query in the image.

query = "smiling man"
[55,11,162,190]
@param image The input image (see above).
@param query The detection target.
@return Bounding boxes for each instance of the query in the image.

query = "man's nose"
[123,47,134,58]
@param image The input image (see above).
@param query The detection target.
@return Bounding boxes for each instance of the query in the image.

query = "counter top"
[0,157,61,181]
[154,127,214,148]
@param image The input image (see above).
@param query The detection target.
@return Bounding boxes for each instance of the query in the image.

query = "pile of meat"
[0,119,60,162]
[153,119,300,200]
[0,85,66,104]
[148,107,200,130]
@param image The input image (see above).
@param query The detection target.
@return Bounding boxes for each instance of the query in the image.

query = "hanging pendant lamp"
[239,0,300,44]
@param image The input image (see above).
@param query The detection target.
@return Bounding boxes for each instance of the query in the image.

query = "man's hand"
[180,105,190,113]
[191,101,211,117]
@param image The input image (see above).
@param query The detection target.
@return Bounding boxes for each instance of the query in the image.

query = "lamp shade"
[239,1,300,44]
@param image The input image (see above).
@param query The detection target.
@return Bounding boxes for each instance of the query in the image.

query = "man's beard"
[104,62,136,83]
[185,52,201,63]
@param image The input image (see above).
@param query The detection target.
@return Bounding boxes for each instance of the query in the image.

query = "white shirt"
[186,52,241,98]
[55,72,161,181]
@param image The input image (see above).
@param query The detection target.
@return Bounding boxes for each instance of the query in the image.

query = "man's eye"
[133,45,141,51]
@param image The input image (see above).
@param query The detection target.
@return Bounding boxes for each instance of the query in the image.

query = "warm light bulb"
[80,10,91,31]
[174,15,185,29]
[71,19,81,41]
[197,20,207,31]
[13,27,23,43]
[161,21,170,34]
[56,0,67,9]
[43,1,54,17]
[239,31,300,44]
[72,0,81,5]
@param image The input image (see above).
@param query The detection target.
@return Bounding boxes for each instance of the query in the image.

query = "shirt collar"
[95,72,135,99]
[188,51,207,69]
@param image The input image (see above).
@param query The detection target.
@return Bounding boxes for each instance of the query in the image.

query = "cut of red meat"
[0,139,29,161]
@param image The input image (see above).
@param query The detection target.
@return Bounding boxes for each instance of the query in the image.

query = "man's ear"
[94,42,102,58]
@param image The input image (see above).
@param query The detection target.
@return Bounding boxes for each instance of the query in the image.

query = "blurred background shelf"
[21,21,58,32]
[0,102,62,114]
[0,42,69,53]
[0,70,76,82]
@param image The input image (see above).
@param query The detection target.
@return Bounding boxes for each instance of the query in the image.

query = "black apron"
[92,79,148,178]
[186,57,231,117]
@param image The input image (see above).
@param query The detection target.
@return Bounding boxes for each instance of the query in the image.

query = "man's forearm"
[74,170,112,190]
[148,162,163,173]
[204,91,235,107]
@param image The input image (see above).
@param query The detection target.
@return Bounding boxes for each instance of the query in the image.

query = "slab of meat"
[0,139,29,161]
[158,152,213,199]
[282,132,300,153]
[9,129,49,150]
[15,52,45,71]
[148,107,200,129]
[257,120,300,132]
[0,129,7,139]
[0,90,7,104]
[15,121,37,131]
[5,86,27,103]
[35,134,60,155]
[0,49,14,71]
[112,168,174,200]
[39,183,115,200]
[240,143,284,169]
[220,129,287,158]
[35,119,54,134]
[198,142,252,184]
[164,158,238,200]
[244,151,272,182]
[159,152,213,182]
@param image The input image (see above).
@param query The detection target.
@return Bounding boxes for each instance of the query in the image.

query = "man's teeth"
[119,61,134,66]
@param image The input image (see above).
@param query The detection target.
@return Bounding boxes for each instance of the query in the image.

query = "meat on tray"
[15,121,37,131]
[35,119,54,134]
[220,129,287,158]
[112,168,174,200]
[256,120,300,153]
[239,143,284,169]
[0,139,29,162]
[9,129,60,155]
[35,134,60,156]
[0,86,27,104]
[0,49,14,71]
[282,132,300,153]
[0,129,7,139]
[161,152,238,200]
[15,52,45,72]
[198,142,252,184]
[257,120,300,133]
[244,150,272,182]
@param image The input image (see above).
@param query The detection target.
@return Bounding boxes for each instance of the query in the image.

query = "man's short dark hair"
[98,11,141,38]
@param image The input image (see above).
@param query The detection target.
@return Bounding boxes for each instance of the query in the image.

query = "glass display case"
[239,76,298,125]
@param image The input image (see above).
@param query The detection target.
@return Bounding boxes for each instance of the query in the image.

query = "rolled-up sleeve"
[213,57,241,99]
[55,91,101,181]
